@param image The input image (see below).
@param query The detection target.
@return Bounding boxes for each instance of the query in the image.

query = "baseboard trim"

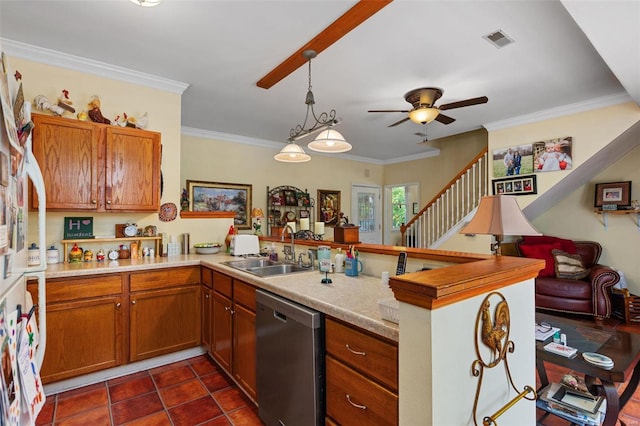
[43,346,207,396]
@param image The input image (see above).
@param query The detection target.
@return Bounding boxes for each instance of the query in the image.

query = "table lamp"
[251,207,264,236]
[460,195,541,255]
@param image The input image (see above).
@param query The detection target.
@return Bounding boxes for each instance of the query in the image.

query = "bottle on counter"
[334,248,346,273]
[268,242,278,262]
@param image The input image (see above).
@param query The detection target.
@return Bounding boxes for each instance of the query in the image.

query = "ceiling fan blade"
[388,117,410,127]
[434,113,455,124]
[368,109,410,113]
[256,0,392,89]
[439,96,488,111]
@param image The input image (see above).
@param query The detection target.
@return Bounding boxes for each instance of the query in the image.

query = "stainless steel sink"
[223,259,280,269]
[245,264,313,277]
[222,259,313,276]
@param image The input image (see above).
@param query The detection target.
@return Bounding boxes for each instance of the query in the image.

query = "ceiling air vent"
[483,30,514,48]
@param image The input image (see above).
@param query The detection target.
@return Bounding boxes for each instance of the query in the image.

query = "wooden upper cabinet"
[32,114,100,210]
[31,114,162,212]
[105,126,161,211]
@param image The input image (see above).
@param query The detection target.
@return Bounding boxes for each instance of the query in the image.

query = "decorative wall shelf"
[593,209,640,230]
[179,211,236,219]
[61,236,162,262]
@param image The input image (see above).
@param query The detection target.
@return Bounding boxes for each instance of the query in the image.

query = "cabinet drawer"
[326,355,398,426]
[201,267,213,289]
[31,275,123,304]
[130,266,200,292]
[213,271,232,298]
[233,279,255,311]
[326,318,398,391]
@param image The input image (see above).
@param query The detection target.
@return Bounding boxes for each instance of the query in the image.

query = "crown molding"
[383,148,441,165]
[181,126,391,165]
[1,38,189,95]
[484,92,632,131]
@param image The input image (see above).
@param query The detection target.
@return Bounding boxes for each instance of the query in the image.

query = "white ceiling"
[1,0,638,164]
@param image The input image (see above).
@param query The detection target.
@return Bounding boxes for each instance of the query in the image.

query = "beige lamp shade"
[308,129,352,153]
[408,107,440,124]
[460,195,541,254]
[274,142,311,163]
[251,208,264,219]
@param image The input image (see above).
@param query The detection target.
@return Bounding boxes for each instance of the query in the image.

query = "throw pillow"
[552,249,590,280]
[519,242,563,277]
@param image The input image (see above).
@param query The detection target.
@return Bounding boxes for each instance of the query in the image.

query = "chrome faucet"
[281,224,296,263]
[298,250,315,269]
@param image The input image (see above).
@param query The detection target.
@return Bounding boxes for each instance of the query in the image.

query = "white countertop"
[43,253,399,342]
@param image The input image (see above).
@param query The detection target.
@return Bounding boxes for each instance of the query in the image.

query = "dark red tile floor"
[36,319,640,425]
[35,355,265,426]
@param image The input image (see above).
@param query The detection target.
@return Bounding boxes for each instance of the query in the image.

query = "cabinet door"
[41,296,124,383]
[233,303,256,401]
[201,285,212,347]
[130,285,201,362]
[32,114,100,210]
[211,291,233,372]
[105,126,161,211]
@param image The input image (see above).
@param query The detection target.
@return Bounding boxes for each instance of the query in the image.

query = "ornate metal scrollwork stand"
[472,292,537,426]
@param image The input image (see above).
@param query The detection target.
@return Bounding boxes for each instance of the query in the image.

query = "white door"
[351,185,382,244]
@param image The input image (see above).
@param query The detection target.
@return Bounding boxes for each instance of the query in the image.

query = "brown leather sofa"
[515,235,620,323]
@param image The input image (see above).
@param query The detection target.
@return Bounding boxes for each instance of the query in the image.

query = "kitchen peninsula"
[36,242,542,425]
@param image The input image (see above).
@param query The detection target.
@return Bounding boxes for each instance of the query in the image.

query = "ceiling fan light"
[129,0,161,7]
[409,107,440,124]
[308,129,352,153]
[274,142,312,163]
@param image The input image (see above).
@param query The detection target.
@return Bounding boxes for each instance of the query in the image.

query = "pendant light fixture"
[275,50,351,162]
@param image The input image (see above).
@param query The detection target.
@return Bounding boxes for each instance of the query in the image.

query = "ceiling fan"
[368,87,488,127]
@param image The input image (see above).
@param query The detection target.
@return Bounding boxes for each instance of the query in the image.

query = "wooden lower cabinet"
[232,282,257,401]
[31,266,203,383]
[129,284,201,362]
[325,317,398,425]
[209,272,257,401]
[211,289,233,372]
[129,267,201,362]
[28,275,125,384]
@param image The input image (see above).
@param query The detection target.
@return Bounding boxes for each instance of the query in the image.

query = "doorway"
[351,184,382,244]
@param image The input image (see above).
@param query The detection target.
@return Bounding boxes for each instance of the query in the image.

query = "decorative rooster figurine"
[480,299,509,359]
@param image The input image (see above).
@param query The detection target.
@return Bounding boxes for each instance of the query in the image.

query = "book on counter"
[537,382,605,426]
[543,341,578,358]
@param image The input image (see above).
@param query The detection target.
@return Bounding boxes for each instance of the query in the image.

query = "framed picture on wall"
[187,180,252,229]
[317,189,340,227]
[594,181,631,209]
[492,175,537,196]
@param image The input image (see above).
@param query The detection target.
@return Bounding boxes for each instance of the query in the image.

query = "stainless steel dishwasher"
[256,289,324,426]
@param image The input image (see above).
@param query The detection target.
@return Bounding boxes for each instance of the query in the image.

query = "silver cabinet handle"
[131,300,136,305]
[345,344,366,356]
[346,394,367,410]
[106,200,112,204]
[116,302,121,308]
[91,199,97,204]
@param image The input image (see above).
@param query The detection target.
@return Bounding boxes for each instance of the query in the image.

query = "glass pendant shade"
[307,129,352,153]
[274,142,311,163]
[408,107,440,124]
[129,0,161,6]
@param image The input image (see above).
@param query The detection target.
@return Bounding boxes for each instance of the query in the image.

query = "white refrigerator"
[0,51,48,424]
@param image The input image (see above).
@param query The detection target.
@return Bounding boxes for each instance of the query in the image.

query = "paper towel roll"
[314,222,325,235]
[300,218,310,231]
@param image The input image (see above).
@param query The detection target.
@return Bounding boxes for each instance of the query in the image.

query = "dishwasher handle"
[274,310,287,323]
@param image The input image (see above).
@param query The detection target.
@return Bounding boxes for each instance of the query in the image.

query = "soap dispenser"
[334,248,346,273]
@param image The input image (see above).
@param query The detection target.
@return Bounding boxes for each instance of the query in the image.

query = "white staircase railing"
[401,148,489,248]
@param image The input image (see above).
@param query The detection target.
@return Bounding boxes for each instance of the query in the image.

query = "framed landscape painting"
[187,180,252,229]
